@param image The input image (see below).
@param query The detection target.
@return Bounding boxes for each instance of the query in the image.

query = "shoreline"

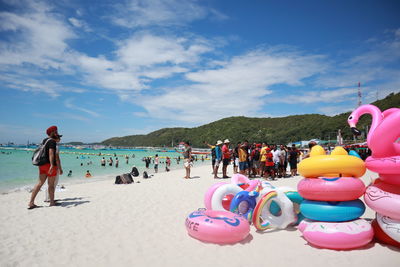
[1,159,210,194]
[1,164,399,267]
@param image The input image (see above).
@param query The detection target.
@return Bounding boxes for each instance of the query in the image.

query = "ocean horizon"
[0,147,209,193]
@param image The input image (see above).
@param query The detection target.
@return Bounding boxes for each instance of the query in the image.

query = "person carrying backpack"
[28,126,63,209]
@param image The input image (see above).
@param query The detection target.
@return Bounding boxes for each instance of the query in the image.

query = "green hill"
[102,92,400,147]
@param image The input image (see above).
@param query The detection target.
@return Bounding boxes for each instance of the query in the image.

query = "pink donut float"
[185,209,250,244]
[298,177,365,201]
[204,182,228,210]
[299,219,373,250]
[364,180,400,220]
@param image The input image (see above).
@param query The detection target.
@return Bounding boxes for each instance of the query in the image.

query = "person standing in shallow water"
[183,141,192,179]
[28,126,63,209]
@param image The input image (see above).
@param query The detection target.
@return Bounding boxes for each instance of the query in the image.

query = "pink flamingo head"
[347,104,383,143]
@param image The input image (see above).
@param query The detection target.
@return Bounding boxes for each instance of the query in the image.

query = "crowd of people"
[205,139,307,180]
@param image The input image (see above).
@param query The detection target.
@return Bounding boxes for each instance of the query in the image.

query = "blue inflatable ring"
[300,199,365,222]
[230,191,259,221]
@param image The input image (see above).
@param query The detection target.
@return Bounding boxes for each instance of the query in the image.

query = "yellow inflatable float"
[298,146,366,178]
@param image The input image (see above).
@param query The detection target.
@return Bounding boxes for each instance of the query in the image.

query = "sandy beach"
[0,164,399,267]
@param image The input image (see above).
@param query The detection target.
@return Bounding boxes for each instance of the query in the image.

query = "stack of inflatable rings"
[296,146,373,250]
[347,104,400,248]
[364,178,400,248]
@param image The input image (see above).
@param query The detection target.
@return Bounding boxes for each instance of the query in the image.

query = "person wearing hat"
[44,134,63,202]
[222,139,231,178]
[28,126,63,209]
[213,140,223,178]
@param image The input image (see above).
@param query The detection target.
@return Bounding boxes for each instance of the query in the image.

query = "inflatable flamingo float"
[348,104,400,247]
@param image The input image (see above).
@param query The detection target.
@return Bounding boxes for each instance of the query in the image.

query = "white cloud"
[314,29,400,89]
[68,17,91,32]
[0,1,76,69]
[76,32,215,92]
[276,87,358,105]
[110,0,224,28]
[64,98,100,117]
[134,49,326,123]
[317,105,355,116]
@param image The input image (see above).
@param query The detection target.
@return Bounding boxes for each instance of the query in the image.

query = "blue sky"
[0,0,399,143]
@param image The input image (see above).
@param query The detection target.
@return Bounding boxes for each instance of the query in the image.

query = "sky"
[0,0,399,143]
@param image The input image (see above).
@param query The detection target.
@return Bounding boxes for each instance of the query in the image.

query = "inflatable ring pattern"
[298,146,366,178]
[252,190,296,230]
[371,219,400,248]
[204,182,228,210]
[211,184,243,211]
[364,184,400,220]
[185,209,250,244]
[377,213,400,243]
[298,177,365,201]
[298,219,373,250]
[300,199,365,222]
[230,191,259,221]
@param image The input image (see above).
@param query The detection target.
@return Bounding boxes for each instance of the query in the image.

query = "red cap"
[256,144,262,148]
[46,126,58,136]
[266,147,271,151]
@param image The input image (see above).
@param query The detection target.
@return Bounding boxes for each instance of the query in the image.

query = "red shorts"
[39,163,58,177]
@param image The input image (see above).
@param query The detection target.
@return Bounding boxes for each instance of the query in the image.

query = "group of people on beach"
[205,139,304,180]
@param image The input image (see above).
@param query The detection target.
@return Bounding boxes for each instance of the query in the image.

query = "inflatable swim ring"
[364,182,400,220]
[229,190,259,221]
[371,219,400,248]
[252,190,296,230]
[298,146,366,178]
[297,177,365,201]
[231,174,260,191]
[204,182,228,210]
[211,184,243,211]
[298,219,373,250]
[377,213,400,243]
[185,209,250,244]
[349,150,361,158]
[365,156,400,176]
[231,173,250,185]
[270,191,304,225]
[300,199,365,222]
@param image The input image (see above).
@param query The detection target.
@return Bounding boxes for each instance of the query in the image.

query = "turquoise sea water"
[0,147,209,193]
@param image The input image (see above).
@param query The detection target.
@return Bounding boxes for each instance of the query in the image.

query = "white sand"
[0,165,399,267]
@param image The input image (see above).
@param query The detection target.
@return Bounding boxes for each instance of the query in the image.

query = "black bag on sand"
[143,171,149,179]
[115,173,134,184]
[131,167,139,177]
